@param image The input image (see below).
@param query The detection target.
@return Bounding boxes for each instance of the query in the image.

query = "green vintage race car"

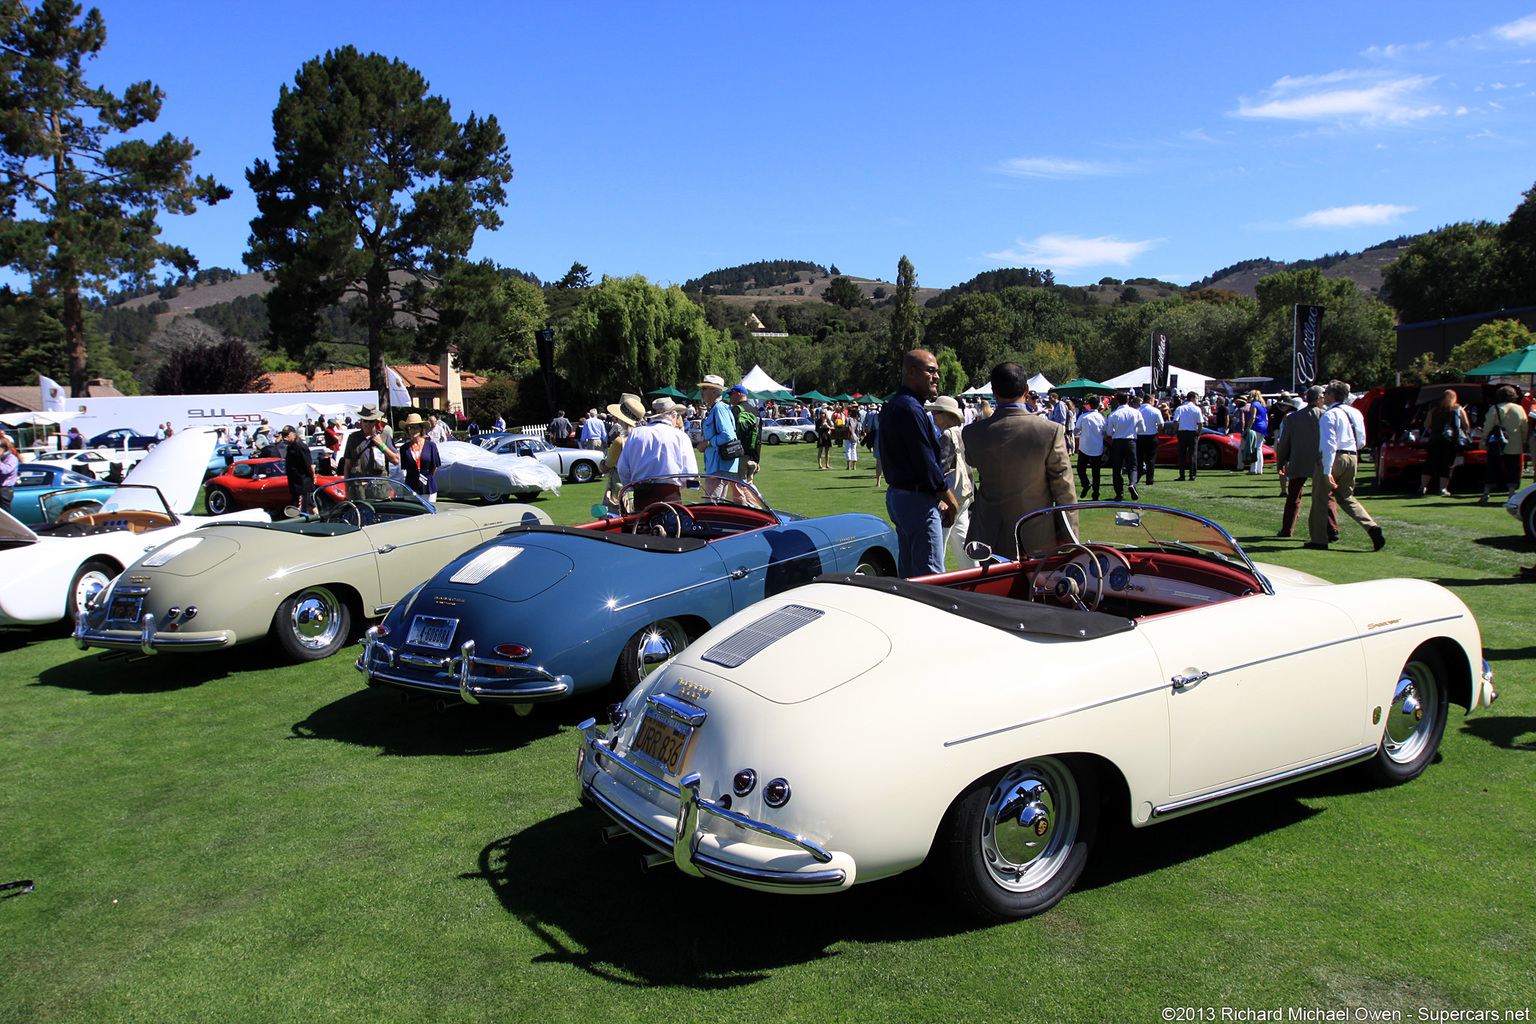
[74,479,551,662]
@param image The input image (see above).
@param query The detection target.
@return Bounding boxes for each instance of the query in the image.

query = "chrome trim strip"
[1195,614,1463,682]
[75,628,232,652]
[1152,745,1378,818]
[605,535,882,613]
[689,852,847,889]
[945,680,1171,747]
[362,668,573,700]
[647,692,707,726]
[680,776,834,864]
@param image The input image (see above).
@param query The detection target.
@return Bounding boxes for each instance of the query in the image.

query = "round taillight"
[732,769,756,797]
[763,778,791,808]
[607,703,627,728]
[494,643,531,660]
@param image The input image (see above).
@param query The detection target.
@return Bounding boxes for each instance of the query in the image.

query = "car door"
[714,520,836,611]
[365,508,497,616]
[1137,595,1366,799]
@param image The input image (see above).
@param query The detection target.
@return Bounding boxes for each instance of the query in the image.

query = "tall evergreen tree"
[245,46,513,403]
[889,255,921,360]
[0,0,229,396]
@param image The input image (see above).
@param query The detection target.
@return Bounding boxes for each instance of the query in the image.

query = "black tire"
[1365,648,1449,785]
[68,559,116,630]
[571,460,597,484]
[855,550,893,576]
[615,618,691,690]
[937,756,1099,921]
[1523,496,1536,543]
[273,586,351,662]
[205,486,231,516]
[803,431,817,444]
[1196,442,1219,471]
[481,490,504,505]
[766,434,781,446]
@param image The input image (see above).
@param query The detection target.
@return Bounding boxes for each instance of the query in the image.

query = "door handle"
[377,544,396,554]
[1171,670,1209,690]
[729,568,749,580]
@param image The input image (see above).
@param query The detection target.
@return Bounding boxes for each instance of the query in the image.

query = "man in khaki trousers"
[1306,380,1384,552]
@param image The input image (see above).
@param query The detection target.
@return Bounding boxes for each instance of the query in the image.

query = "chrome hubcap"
[1383,661,1437,764]
[290,588,342,650]
[980,758,1078,892]
[74,571,109,616]
[636,619,688,678]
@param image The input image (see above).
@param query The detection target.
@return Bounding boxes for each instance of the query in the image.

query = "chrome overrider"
[356,626,573,704]
[577,713,850,892]
[74,585,230,654]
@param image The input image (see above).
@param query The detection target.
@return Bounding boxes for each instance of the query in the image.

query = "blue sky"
[42,0,1536,291]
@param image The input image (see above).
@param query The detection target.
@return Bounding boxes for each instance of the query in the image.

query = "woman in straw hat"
[602,394,645,510]
[397,412,441,505]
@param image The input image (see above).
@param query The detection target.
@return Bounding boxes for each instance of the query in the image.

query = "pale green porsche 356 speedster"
[74,479,551,662]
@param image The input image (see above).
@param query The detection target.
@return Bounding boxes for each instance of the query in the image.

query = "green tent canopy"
[1055,378,1117,397]
[828,393,854,402]
[1466,344,1536,377]
[796,390,835,403]
[856,394,881,404]
[647,386,689,398]
[751,389,794,402]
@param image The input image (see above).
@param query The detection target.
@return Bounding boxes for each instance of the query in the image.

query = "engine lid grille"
[702,604,823,669]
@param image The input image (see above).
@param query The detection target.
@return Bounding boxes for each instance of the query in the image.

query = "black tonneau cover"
[811,572,1136,640]
[499,522,707,553]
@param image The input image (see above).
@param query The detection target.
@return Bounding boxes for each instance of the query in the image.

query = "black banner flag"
[1150,331,1169,391]
[1293,305,1322,390]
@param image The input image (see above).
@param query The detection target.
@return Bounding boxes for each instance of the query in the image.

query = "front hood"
[0,507,38,545]
[121,429,220,513]
[1253,560,1332,590]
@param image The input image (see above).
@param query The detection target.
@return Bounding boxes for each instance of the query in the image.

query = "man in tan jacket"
[962,363,1078,560]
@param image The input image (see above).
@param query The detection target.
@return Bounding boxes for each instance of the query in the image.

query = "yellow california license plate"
[630,711,693,775]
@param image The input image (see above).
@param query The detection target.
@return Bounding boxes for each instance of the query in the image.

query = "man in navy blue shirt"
[878,350,958,577]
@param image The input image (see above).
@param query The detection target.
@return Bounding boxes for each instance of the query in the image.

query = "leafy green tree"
[1449,318,1532,370]
[1500,180,1536,302]
[823,275,865,310]
[557,275,738,403]
[151,336,267,395]
[889,255,921,359]
[1254,268,1395,386]
[935,345,966,395]
[422,260,547,379]
[245,46,513,403]
[1381,222,1506,325]
[556,261,592,289]
[465,376,520,427]
[0,0,229,396]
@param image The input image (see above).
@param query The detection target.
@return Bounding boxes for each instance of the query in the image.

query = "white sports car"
[433,440,563,502]
[0,429,269,629]
[578,502,1495,920]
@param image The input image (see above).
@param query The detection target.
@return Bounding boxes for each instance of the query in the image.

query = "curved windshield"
[1015,503,1262,581]
[317,477,430,507]
[617,474,770,514]
[40,483,174,521]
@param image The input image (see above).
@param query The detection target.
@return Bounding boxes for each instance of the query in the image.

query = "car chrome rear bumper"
[576,718,854,893]
[74,615,233,654]
[356,628,574,704]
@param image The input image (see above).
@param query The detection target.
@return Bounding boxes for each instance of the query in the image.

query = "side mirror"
[590,503,610,518]
[283,505,303,520]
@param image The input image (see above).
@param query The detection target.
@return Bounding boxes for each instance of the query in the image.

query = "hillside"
[1196,237,1416,298]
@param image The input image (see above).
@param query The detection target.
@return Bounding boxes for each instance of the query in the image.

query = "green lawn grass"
[1,441,1532,1023]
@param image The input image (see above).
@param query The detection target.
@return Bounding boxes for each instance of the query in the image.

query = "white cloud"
[986,234,1159,269]
[1233,72,1442,126]
[1494,14,1536,43]
[995,157,1115,179]
[1292,204,1417,228]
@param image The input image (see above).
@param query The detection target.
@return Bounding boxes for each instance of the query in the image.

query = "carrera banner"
[1294,304,1323,390]
[1150,332,1169,391]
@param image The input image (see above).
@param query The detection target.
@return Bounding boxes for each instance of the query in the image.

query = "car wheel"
[616,617,692,690]
[571,460,597,484]
[481,490,504,505]
[855,551,893,576]
[766,433,781,446]
[1366,648,1449,785]
[144,441,157,450]
[938,756,1098,921]
[1197,442,1219,471]
[205,486,231,515]
[68,559,115,629]
[273,586,351,662]
[1523,496,1536,543]
[803,432,816,444]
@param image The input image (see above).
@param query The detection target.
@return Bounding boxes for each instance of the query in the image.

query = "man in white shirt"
[427,413,451,443]
[1074,395,1108,500]
[1134,394,1164,486]
[1104,393,1142,501]
[617,398,696,506]
[1307,380,1383,551]
[1172,392,1204,480]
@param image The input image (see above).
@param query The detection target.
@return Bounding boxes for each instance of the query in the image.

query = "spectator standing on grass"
[1419,389,1469,497]
[879,350,957,578]
[1173,392,1203,481]
[1308,380,1384,552]
[927,396,976,570]
[1075,395,1107,500]
[1134,393,1163,486]
[727,385,762,488]
[282,425,316,515]
[696,374,739,495]
[1274,386,1336,539]
[1480,385,1530,504]
[398,413,441,505]
[1105,393,1141,501]
[602,394,644,510]
[618,398,694,505]
[548,410,573,448]
[0,431,18,513]
[492,413,506,433]
[581,408,607,451]
[341,404,400,478]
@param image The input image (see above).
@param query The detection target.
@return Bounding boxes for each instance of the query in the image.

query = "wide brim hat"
[647,397,684,420]
[401,412,427,427]
[924,395,963,419]
[356,403,385,422]
[699,373,726,391]
[607,393,645,427]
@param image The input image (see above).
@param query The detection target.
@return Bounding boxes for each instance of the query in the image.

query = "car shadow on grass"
[32,644,295,695]
[1458,715,1536,751]
[1471,535,1528,553]
[1428,575,1527,588]
[288,684,592,757]
[467,807,973,988]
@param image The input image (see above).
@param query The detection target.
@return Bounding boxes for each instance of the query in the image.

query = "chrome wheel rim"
[1383,660,1438,764]
[73,569,111,618]
[980,758,1078,893]
[288,587,343,651]
[573,462,595,483]
[855,560,881,576]
[207,490,228,514]
[634,619,688,679]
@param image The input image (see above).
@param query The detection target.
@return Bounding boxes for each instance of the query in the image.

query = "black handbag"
[719,437,745,461]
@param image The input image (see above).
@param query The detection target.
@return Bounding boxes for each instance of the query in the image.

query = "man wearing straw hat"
[601,393,645,509]
[618,397,695,506]
[341,404,400,479]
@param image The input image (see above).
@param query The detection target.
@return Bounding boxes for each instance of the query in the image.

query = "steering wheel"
[329,499,376,527]
[633,501,695,538]
[1029,543,1133,612]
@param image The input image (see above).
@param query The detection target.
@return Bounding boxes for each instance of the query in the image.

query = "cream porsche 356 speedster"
[577,502,1496,921]
[74,479,550,662]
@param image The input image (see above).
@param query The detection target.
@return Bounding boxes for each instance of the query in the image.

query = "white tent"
[1027,373,1054,394]
[960,383,991,396]
[739,364,791,394]
[1101,364,1212,394]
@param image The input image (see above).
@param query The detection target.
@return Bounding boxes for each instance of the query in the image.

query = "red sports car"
[1154,423,1275,471]
[1354,383,1522,490]
[203,458,343,515]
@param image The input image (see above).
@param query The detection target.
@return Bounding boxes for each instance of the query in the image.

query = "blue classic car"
[11,463,118,525]
[356,475,899,710]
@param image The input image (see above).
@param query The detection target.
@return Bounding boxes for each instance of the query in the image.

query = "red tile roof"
[258,364,486,394]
